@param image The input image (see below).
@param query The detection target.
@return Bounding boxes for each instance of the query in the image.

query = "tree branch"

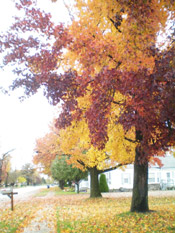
[108,14,122,33]
[124,136,137,143]
[77,159,86,168]
[98,163,130,174]
[62,0,74,22]
[112,100,123,105]
[108,55,122,68]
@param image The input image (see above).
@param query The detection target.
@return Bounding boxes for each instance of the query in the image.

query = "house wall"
[105,168,134,190]
[79,155,175,191]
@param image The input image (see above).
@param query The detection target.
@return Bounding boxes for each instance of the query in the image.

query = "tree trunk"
[5,172,9,187]
[89,167,102,198]
[59,180,65,190]
[131,145,149,212]
[75,182,79,194]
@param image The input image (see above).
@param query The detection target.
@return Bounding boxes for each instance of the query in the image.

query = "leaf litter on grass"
[0,192,175,233]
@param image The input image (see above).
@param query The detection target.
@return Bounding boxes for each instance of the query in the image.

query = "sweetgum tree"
[34,117,134,198]
[0,0,175,211]
[60,0,175,212]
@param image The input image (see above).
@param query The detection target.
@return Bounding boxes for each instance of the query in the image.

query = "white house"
[79,154,175,191]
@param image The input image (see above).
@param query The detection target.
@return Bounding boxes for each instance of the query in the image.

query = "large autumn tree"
[0,0,174,211]
[57,88,137,197]
[34,115,135,197]
[58,0,175,211]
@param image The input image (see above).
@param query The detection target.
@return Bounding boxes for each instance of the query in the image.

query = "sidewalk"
[22,204,56,233]
[102,190,175,198]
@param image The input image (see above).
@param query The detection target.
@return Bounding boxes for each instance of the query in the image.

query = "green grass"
[0,212,26,233]
[0,221,18,233]
[35,186,76,196]
[55,189,76,195]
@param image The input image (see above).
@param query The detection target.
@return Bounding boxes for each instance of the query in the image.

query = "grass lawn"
[0,187,175,232]
[35,186,76,196]
[56,196,175,233]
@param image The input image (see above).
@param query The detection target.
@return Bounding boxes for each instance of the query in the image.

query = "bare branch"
[98,163,130,174]
[62,0,74,22]
[124,136,137,143]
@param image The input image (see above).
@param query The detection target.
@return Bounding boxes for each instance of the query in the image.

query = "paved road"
[0,185,44,203]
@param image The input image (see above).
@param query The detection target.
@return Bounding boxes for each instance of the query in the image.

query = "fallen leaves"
[0,190,175,232]
[57,195,175,232]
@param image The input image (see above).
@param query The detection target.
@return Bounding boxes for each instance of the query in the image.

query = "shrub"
[99,174,109,192]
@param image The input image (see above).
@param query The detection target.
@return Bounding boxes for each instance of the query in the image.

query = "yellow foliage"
[59,92,135,170]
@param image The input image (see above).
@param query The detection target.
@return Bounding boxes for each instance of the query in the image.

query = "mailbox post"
[1,188,18,211]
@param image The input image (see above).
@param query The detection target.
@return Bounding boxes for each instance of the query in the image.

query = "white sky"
[0,0,70,169]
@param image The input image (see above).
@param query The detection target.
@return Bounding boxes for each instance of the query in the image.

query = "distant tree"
[2,157,11,187]
[17,176,27,186]
[33,128,59,175]
[21,163,35,185]
[32,171,43,185]
[99,174,109,193]
[51,156,88,192]
[7,169,21,186]
[41,177,46,184]
[0,149,13,185]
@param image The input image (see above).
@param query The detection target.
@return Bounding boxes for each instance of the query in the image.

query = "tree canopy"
[51,155,88,191]
[0,0,174,211]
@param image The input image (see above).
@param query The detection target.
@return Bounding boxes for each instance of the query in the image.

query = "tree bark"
[131,145,149,212]
[89,167,102,198]
[75,182,79,193]
[59,180,65,190]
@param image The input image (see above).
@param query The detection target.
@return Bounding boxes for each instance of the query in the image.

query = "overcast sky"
[0,0,70,169]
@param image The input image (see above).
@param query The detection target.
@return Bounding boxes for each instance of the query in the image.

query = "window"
[122,173,131,184]
[148,173,155,183]
[167,172,171,183]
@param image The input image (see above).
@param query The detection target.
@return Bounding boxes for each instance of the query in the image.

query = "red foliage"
[0,0,174,165]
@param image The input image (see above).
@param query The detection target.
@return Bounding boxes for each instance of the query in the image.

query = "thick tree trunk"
[89,167,102,198]
[75,182,79,194]
[59,180,65,190]
[131,145,149,212]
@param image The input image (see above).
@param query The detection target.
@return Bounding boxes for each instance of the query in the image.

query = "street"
[0,185,43,203]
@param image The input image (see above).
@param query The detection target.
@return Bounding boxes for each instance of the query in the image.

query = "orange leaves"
[0,200,39,233]
[70,0,172,73]
[0,189,175,233]
[33,128,60,175]
[57,194,175,233]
